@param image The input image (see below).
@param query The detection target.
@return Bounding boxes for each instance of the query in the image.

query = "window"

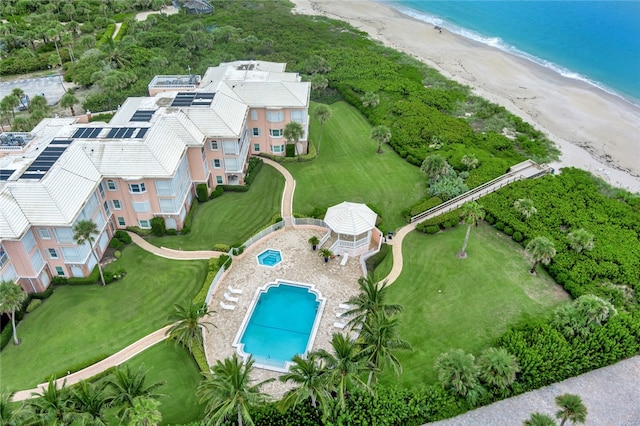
[129,183,146,193]
[48,248,59,259]
[138,219,151,229]
[266,111,284,122]
[201,147,206,160]
[54,227,74,244]
[0,246,8,269]
[112,200,122,210]
[22,230,36,254]
[55,266,65,276]
[132,201,151,212]
[291,110,307,124]
[106,180,117,191]
[271,144,285,153]
[250,110,258,121]
[213,159,221,169]
[253,143,260,152]
[252,128,261,137]
[216,176,223,184]
[209,140,219,150]
[98,182,105,198]
[269,129,283,137]
[103,201,111,217]
[159,199,175,213]
[39,228,51,239]
[155,180,172,196]
[117,217,126,226]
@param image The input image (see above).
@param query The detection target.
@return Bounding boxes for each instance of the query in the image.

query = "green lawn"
[0,245,207,390]
[121,343,205,425]
[150,164,284,250]
[286,102,426,232]
[380,224,569,387]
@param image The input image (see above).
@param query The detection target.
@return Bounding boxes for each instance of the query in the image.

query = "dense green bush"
[109,238,125,250]
[219,185,249,192]
[244,157,264,186]
[26,299,42,313]
[88,112,115,122]
[0,324,13,351]
[181,201,198,235]
[114,230,132,244]
[285,143,296,157]
[150,217,166,236]
[212,243,231,252]
[66,266,100,285]
[126,226,153,237]
[43,353,110,382]
[196,183,209,203]
[209,186,224,199]
[365,243,391,276]
[30,286,54,300]
[416,209,461,233]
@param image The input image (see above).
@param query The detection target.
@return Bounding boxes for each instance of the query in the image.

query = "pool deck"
[203,227,364,397]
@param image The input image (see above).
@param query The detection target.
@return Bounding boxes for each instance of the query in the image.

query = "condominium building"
[0,61,310,293]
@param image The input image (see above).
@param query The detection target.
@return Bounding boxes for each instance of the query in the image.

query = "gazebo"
[324,202,378,256]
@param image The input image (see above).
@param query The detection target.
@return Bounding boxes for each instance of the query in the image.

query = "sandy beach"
[292,0,640,193]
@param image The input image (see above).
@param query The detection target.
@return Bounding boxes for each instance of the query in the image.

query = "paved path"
[428,355,640,426]
[126,232,225,260]
[262,158,296,224]
[12,326,171,402]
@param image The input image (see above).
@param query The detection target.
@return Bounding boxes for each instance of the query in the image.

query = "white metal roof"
[324,202,377,235]
[229,81,310,108]
[183,91,247,138]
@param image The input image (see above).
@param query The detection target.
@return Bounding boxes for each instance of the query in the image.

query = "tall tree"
[567,229,594,254]
[165,301,215,354]
[513,198,537,220]
[60,90,79,116]
[361,91,379,108]
[283,121,305,160]
[357,312,412,386]
[312,104,332,155]
[459,201,485,258]
[0,280,28,345]
[524,412,558,426]
[434,348,483,405]
[279,353,329,411]
[196,354,274,426]
[343,275,403,329]
[11,88,27,109]
[370,125,391,154]
[106,365,164,423]
[316,333,366,411]
[1,94,19,120]
[421,154,451,182]
[309,74,328,93]
[477,347,519,394]
[525,236,556,274]
[555,394,587,426]
[28,95,49,123]
[73,220,106,286]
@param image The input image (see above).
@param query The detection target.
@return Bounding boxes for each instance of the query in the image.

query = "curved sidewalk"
[126,232,225,259]
[261,158,296,223]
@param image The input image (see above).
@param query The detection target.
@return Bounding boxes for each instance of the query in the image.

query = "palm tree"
[123,397,163,426]
[567,229,594,253]
[525,236,556,274]
[477,347,519,394]
[283,121,305,161]
[60,90,79,116]
[279,353,329,410]
[105,365,164,423]
[361,91,380,108]
[68,381,110,424]
[28,95,49,122]
[357,312,412,386]
[0,280,28,345]
[196,354,274,426]
[1,94,19,119]
[0,389,26,425]
[459,201,485,258]
[513,198,537,220]
[24,380,73,425]
[316,333,366,410]
[312,104,332,155]
[11,88,27,109]
[343,275,403,329]
[73,220,106,286]
[421,154,451,182]
[555,393,587,426]
[165,301,215,354]
[434,349,482,403]
[101,38,132,69]
[370,125,391,154]
[524,412,558,426]
[310,74,328,93]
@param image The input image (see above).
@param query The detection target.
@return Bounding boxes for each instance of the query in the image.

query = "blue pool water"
[238,284,320,367]
[392,1,640,104]
[256,249,282,267]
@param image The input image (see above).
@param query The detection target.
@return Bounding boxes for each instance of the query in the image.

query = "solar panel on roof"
[51,139,73,145]
[136,128,149,138]
[72,128,85,138]
[20,173,45,179]
[107,128,119,138]
[89,128,102,138]
[131,110,155,122]
[195,93,215,99]
[115,128,128,138]
[123,128,135,138]
[0,169,14,181]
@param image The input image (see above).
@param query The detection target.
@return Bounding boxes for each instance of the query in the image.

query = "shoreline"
[292,0,640,193]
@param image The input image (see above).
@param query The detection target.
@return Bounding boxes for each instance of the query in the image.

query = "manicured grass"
[121,343,205,425]
[286,102,426,232]
[150,164,284,250]
[0,245,207,390]
[379,224,569,387]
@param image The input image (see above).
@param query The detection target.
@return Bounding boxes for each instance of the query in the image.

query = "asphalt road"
[0,74,66,107]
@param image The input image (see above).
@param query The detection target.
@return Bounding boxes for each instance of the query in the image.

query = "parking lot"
[0,74,67,107]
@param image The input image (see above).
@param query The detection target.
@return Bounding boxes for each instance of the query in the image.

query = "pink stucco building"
[0,61,310,293]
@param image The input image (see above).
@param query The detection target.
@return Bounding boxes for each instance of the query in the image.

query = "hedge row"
[180,200,198,235]
[365,243,390,276]
[96,23,117,46]
[43,353,111,383]
[415,209,461,233]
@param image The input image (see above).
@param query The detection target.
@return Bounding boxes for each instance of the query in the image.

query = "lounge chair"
[224,292,239,302]
[340,252,349,266]
[338,303,354,310]
[220,301,236,310]
[333,322,346,329]
[227,286,243,294]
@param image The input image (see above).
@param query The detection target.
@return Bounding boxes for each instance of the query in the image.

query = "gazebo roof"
[324,202,377,235]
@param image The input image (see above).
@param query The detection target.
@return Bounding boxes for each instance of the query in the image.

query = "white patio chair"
[224,292,239,303]
[220,301,236,310]
[227,286,243,294]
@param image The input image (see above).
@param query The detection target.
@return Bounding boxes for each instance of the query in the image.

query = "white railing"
[241,221,285,249]
[292,217,327,227]
[205,260,230,304]
[319,229,332,247]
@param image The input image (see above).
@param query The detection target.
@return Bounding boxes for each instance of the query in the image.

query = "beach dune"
[292,0,640,192]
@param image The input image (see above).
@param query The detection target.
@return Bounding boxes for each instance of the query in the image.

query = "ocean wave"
[390,2,639,107]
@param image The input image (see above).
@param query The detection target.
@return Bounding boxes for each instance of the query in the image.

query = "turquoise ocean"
[391,1,640,105]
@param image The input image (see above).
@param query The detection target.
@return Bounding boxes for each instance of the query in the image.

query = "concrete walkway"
[12,326,171,402]
[261,158,296,225]
[126,232,225,260]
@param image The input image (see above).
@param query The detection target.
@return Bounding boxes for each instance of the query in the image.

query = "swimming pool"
[233,281,326,371]
[256,249,282,267]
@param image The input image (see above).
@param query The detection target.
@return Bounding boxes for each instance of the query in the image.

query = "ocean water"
[392,1,640,104]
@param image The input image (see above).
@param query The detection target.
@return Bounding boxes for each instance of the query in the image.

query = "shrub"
[109,238,124,250]
[209,186,224,199]
[26,299,42,313]
[365,244,390,275]
[494,221,505,231]
[421,225,440,234]
[114,230,132,244]
[126,226,152,237]
[485,213,496,225]
[66,266,101,285]
[219,185,249,192]
[244,157,263,186]
[114,250,122,258]
[285,143,296,157]
[512,231,524,242]
[0,324,13,351]
[503,226,514,236]
[196,183,208,203]
[232,245,245,256]
[52,276,69,286]
[212,243,231,252]
[150,217,166,236]
[88,112,114,122]
[181,201,198,235]
[166,228,178,236]
[190,344,209,373]
[30,287,54,300]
